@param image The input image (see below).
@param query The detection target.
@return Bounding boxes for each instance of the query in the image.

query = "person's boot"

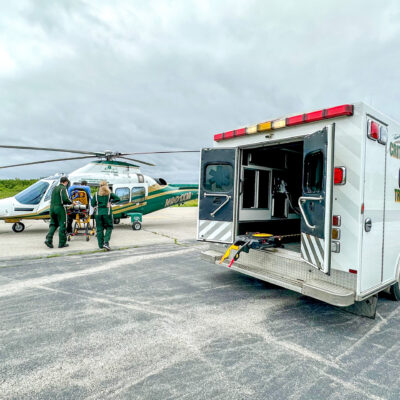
[44,241,53,249]
[58,244,69,248]
[103,242,111,251]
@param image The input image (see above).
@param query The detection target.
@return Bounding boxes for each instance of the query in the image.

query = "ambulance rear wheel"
[132,221,142,231]
[113,218,120,225]
[12,222,25,233]
[389,282,400,301]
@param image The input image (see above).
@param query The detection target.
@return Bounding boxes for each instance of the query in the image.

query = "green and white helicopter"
[0,145,199,232]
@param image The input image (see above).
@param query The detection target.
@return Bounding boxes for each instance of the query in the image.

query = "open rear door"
[299,124,335,274]
[198,148,238,243]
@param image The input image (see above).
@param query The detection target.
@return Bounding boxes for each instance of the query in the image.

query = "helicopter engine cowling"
[155,178,167,186]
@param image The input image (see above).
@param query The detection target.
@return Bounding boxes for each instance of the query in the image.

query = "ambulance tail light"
[349,269,357,274]
[379,126,388,145]
[334,167,346,185]
[332,215,341,226]
[331,241,340,253]
[332,228,341,240]
[368,121,380,141]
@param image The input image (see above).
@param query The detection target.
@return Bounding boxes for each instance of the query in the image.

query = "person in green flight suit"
[91,180,120,251]
[45,176,73,248]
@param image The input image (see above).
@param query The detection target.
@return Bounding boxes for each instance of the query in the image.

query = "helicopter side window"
[115,187,130,203]
[44,181,58,202]
[131,187,145,204]
[15,181,50,205]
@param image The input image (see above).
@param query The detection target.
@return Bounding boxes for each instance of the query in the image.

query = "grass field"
[0,179,38,200]
[0,179,199,207]
[173,199,198,207]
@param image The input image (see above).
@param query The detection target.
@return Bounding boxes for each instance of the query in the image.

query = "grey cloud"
[1,0,400,182]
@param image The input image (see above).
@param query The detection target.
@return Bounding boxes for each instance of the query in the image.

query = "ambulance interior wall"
[238,141,303,244]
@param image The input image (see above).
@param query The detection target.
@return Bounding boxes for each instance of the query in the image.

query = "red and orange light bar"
[214,104,354,141]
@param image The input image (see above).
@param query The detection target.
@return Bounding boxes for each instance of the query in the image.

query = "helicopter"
[0,145,199,232]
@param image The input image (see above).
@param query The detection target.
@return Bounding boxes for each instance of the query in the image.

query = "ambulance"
[198,103,400,315]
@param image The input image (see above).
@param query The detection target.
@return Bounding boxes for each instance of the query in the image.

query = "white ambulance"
[198,103,400,315]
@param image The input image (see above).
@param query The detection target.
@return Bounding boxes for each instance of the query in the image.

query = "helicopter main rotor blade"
[121,150,200,156]
[0,155,98,169]
[0,145,104,156]
[118,156,156,167]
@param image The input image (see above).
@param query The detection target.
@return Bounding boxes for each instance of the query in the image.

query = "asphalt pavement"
[0,208,197,261]
[0,208,400,399]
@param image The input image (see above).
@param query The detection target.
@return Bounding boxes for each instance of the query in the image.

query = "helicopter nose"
[0,198,10,217]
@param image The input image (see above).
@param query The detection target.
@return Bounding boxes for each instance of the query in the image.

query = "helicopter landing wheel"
[12,222,25,233]
[132,221,142,231]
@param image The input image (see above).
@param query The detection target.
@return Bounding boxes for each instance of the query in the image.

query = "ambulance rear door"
[299,124,335,274]
[198,148,238,243]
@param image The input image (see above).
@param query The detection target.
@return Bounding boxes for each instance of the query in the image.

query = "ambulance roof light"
[214,104,354,141]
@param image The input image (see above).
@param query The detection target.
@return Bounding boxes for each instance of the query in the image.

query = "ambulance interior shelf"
[238,142,303,242]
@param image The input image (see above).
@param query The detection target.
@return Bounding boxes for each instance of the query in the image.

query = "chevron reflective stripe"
[301,233,325,269]
[198,220,233,242]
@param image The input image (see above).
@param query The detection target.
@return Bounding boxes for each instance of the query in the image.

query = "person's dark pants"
[95,214,113,248]
[46,207,67,247]
[67,213,73,234]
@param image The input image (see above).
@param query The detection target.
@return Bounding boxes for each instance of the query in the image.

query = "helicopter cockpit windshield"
[15,180,51,205]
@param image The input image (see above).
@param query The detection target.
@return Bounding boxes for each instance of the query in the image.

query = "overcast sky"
[0,0,400,182]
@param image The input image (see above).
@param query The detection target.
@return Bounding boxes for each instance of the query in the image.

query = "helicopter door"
[131,185,147,204]
[113,185,131,204]
[198,148,238,243]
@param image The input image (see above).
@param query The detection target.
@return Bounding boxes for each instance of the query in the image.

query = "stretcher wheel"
[12,222,25,233]
[132,221,142,230]
[86,236,90,242]
[113,218,120,225]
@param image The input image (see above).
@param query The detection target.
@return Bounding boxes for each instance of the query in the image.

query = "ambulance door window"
[204,164,234,192]
[303,151,324,193]
[131,187,145,203]
[115,187,130,203]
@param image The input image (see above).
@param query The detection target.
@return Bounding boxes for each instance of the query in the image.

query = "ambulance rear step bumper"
[201,250,355,307]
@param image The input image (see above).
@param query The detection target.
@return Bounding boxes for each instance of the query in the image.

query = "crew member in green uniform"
[91,180,120,251]
[45,176,72,248]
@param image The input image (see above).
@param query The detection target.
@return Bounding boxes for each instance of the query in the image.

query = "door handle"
[204,193,231,217]
[365,218,372,232]
[298,196,323,230]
